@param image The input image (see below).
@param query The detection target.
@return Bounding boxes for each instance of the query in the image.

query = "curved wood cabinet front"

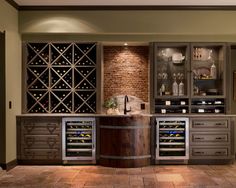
[99,115,151,168]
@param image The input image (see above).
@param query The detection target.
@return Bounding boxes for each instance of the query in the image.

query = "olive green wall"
[0,0,21,164]
[0,31,6,166]
[19,10,236,42]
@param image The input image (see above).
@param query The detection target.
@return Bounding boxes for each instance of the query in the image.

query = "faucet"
[124,95,131,115]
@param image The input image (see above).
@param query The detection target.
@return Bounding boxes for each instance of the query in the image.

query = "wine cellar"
[24,42,97,114]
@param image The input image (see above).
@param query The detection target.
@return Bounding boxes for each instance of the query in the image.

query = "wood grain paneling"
[99,116,151,167]
[17,117,62,164]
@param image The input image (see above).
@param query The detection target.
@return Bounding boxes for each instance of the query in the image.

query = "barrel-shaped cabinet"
[99,115,151,168]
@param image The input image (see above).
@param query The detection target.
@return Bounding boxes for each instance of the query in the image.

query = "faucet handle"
[127,106,131,112]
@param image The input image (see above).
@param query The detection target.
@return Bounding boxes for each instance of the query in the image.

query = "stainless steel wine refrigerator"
[62,117,96,163]
[156,117,189,162]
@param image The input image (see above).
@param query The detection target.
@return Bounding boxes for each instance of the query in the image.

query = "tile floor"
[1,164,236,188]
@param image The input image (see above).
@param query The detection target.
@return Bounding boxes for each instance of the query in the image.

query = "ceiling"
[12,0,236,6]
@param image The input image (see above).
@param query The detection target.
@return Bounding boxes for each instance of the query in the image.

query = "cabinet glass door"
[154,43,190,114]
[191,44,225,97]
[191,43,226,114]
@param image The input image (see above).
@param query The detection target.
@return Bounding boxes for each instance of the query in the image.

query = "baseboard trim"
[0,159,17,171]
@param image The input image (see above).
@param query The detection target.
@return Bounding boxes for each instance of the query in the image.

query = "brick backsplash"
[103,46,149,102]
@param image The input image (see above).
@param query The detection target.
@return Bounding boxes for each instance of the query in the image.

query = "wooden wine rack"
[25,42,97,113]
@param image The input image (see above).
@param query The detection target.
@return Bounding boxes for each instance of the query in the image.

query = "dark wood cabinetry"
[17,117,62,164]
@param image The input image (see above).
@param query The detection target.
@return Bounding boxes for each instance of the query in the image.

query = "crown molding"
[5,0,19,10]
[17,5,236,11]
[4,1,236,11]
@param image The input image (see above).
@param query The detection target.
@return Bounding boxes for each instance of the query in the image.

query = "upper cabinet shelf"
[153,42,226,114]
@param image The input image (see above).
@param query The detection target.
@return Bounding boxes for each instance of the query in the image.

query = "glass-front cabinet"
[154,43,190,114]
[191,43,226,114]
[153,42,226,114]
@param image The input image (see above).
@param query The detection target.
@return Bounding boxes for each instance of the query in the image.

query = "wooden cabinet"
[152,42,227,115]
[17,117,62,164]
[189,118,234,162]
[190,43,226,114]
[153,43,190,114]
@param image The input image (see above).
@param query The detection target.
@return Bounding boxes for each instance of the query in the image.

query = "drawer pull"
[215,151,226,155]
[194,151,205,155]
[47,151,58,159]
[195,137,204,140]
[25,123,35,133]
[194,123,205,126]
[47,137,56,148]
[25,151,35,159]
[215,137,225,140]
[47,123,57,134]
[25,137,35,147]
[215,123,225,126]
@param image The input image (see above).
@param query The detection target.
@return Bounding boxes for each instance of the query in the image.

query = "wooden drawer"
[21,149,61,160]
[191,119,229,131]
[190,146,230,159]
[190,132,230,145]
[22,135,61,149]
[17,117,62,162]
[21,118,61,135]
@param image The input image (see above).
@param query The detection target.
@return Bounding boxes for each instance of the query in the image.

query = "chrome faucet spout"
[124,95,131,115]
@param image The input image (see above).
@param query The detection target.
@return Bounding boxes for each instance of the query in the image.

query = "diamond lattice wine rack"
[25,42,97,113]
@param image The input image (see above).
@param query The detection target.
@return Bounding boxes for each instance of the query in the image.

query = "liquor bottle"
[210,62,217,79]
[172,79,178,96]
[161,84,165,96]
[178,81,184,96]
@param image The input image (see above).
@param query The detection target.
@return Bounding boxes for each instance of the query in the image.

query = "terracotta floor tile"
[130,175,144,186]
[115,168,129,175]
[143,177,157,186]
[0,164,236,187]
[83,187,113,188]
[156,174,184,182]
